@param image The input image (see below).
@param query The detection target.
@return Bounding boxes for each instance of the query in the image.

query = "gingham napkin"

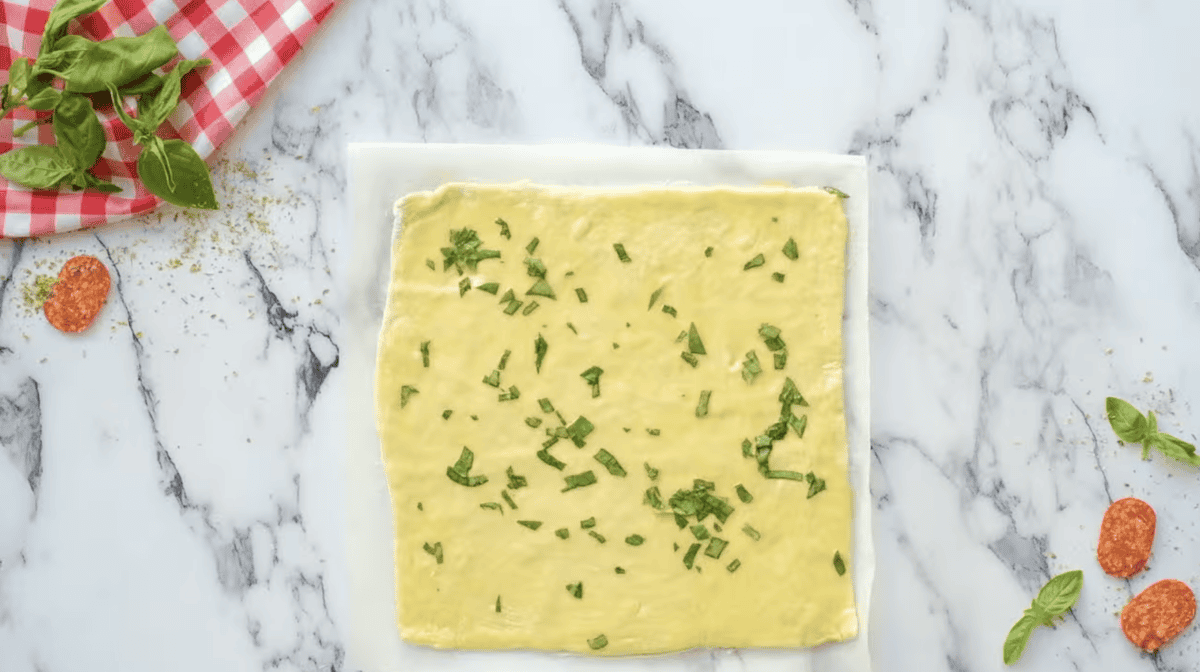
[0,0,335,238]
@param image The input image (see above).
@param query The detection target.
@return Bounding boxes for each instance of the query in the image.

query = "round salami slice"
[1121,579,1196,652]
[1097,497,1156,578]
[43,255,111,333]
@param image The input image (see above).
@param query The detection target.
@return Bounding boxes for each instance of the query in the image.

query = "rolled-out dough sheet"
[346,144,872,671]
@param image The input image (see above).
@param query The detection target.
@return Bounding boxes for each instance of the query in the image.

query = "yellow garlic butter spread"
[376,183,856,654]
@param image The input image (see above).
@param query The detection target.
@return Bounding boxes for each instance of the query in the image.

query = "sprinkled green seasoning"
[741,438,752,457]
[555,528,570,539]
[681,352,699,367]
[536,448,566,470]
[517,520,542,530]
[526,279,556,300]
[575,288,588,303]
[458,278,472,296]
[496,596,502,612]
[567,322,578,334]
[687,323,707,355]
[500,289,515,304]
[588,530,607,543]
[525,257,547,278]
[759,324,786,352]
[567,582,583,599]
[625,535,645,546]
[648,286,665,310]
[526,237,539,254]
[647,428,661,436]
[442,409,453,420]
[772,273,785,283]
[735,484,753,503]
[696,390,712,418]
[417,502,423,511]
[501,490,518,510]
[613,243,631,263]
[480,502,503,513]
[498,349,512,370]
[423,541,443,564]
[690,525,710,540]
[580,517,597,529]
[562,470,598,492]
[525,416,543,428]
[789,413,807,438]
[774,351,787,369]
[742,351,762,383]
[446,447,488,487]
[744,254,765,270]
[615,567,626,574]
[538,398,554,413]
[400,386,418,408]
[521,301,540,316]
[806,472,826,498]
[675,330,687,343]
[594,449,627,477]
[482,370,501,387]
[662,305,677,317]
[726,559,741,573]
[478,282,499,295]
[782,237,798,260]
[704,246,714,257]
[495,218,511,239]
[534,334,548,373]
[824,186,849,198]
[581,366,604,397]
[742,524,761,541]
[503,300,522,315]
[834,551,846,575]
[426,259,436,270]
[506,467,527,489]
[644,487,664,509]
[420,341,430,367]
[765,469,806,481]
[588,634,608,650]
[566,416,595,447]
[704,537,728,559]
[442,229,501,275]
[683,543,701,569]
[644,462,659,480]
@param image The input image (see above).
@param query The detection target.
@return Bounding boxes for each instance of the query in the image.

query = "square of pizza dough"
[375,183,856,654]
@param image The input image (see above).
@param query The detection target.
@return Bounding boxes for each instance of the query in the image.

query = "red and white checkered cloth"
[0,0,335,237]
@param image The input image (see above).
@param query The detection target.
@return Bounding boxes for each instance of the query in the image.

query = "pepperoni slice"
[43,255,111,333]
[1121,579,1196,652]
[1097,497,1156,578]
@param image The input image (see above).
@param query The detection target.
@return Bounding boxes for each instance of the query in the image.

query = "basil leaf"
[1153,433,1200,466]
[0,145,74,189]
[561,470,597,492]
[687,323,706,355]
[24,84,62,111]
[81,170,122,193]
[142,58,211,128]
[683,543,701,569]
[8,58,32,95]
[782,237,799,260]
[61,26,178,93]
[517,520,542,530]
[40,0,108,55]
[833,551,846,576]
[1105,397,1147,443]
[593,449,626,477]
[1033,569,1083,616]
[52,93,105,169]
[704,537,728,559]
[137,139,218,209]
[1002,613,1038,665]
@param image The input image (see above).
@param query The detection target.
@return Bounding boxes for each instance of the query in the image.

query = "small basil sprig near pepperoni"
[1002,569,1082,665]
[1105,397,1200,466]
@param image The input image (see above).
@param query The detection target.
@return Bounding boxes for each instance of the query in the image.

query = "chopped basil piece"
[683,543,701,569]
[526,237,539,254]
[526,279,557,300]
[506,467,527,490]
[517,520,542,530]
[644,487,664,509]
[681,352,699,367]
[742,350,763,383]
[526,416,543,428]
[824,186,849,198]
[743,254,765,270]
[580,517,597,529]
[615,567,626,574]
[538,398,555,413]
[495,218,511,239]
[696,390,711,418]
[500,289,515,304]
[534,334,548,373]
[458,278,472,296]
[704,537,728,559]
[566,416,595,447]
[779,377,808,406]
[478,282,500,295]
[782,237,798,260]
[765,469,806,481]
[423,541,443,564]
[496,596,502,612]
[566,582,583,599]
[767,421,788,441]
[624,428,631,432]
[742,524,761,541]
[503,300,522,315]
[726,559,741,573]
[482,370,501,387]
[593,449,626,477]
[690,524,710,540]
[771,272,785,283]
[774,351,787,369]
[613,243,631,263]
[759,323,786,352]
[536,448,566,470]
[581,366,604,397]
[480,502,503,513]
[555,528,570,539]
[588,530,607,543]
[693,479,715,491]
[624,534,645,546]
[567,322,578,334]
[441,228,501,274]
[555,411,568,425]
[644,462,659,480]
[570,287,588,303]
[735,484,753,503]
[704,246,714,258]
[612,343,620,349]
[521,301,540,316]
[834,551,846,575]
[562,470,598,492]
[806,472,827,498]
[648,286,665,310]
[713,523,723,532]
[498,349,512,370]
[741,438,752,457]
[588,634,608,650]
[425,259,436,270]
[443,409,453,420]
[647,428,660,436]
[788,413,807,438]
[446,447,488,487]
[420,341,430,367]
[525,257,547,278]
[400,385,419,408]
[501,490,518,510]
[471,415,479,421]
[675,330,687,343]
[662,305,677,317]
[687,323,707,355]
[417,502,423,511]
[542,435,561,449]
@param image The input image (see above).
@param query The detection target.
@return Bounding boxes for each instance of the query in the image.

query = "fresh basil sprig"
[1002,569,1082,665]
[0,0,217,208]
[1105,397,1200,466]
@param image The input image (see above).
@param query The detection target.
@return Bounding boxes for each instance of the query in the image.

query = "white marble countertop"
[3,1,1200,671]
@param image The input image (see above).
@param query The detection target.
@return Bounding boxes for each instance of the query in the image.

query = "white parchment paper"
[345,144,872,672]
